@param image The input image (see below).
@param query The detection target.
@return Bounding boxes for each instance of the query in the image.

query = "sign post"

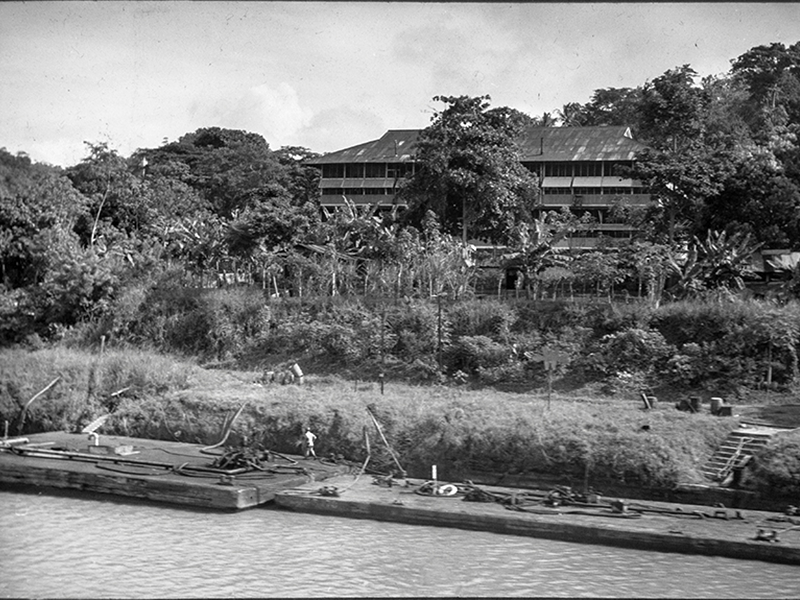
[529,347,570,410]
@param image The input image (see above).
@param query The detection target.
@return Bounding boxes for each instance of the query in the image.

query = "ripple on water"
[1,490,799,598]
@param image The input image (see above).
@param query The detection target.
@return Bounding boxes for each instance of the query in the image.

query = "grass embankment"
[1,346,757,497]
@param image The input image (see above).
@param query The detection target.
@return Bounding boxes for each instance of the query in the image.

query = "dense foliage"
[1,41,800,395]
[0,346,736,495]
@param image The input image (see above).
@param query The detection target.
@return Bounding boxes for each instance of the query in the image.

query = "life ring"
[437,484,458,496]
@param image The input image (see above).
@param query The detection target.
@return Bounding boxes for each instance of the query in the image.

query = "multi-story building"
[308,125,651,248]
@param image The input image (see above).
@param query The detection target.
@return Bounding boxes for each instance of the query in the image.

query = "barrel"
[689,396,701,413]
[710,397,723,414]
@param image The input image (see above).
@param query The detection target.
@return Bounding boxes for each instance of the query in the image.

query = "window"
[544,162,572,177]
[542,187,572,195]
[364,163,386,178]
[387,162,414,178]
[604,187,633,195]
[574,162,602,177]
[322,164,344,178]
[345,164,364,178]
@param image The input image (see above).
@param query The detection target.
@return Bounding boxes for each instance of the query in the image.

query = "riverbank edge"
[274,476,800,566]
[457,470,791,513]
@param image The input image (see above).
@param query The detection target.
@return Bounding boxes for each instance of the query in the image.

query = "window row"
[542,187,646,195]
[322,188,393,196]
[320,163,415,179]
[322,161,634,179]
[523,161,634,177]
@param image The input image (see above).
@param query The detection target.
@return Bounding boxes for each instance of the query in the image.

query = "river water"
[1,488,798,599]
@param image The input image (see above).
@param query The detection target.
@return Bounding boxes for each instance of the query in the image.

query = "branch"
[15,376,61,435]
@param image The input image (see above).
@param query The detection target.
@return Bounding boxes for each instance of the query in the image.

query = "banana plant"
[666,230,762,298]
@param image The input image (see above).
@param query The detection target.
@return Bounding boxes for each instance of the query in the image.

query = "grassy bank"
[1,345,761,497]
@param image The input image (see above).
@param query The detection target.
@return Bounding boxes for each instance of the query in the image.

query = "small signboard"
[529,348,570,371]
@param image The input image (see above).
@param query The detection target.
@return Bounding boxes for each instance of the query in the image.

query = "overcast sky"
[2,2,799,167]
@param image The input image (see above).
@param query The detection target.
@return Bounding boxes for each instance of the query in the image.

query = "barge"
[3,431,800,565]
[0,431,351,510]
[274,475,800,566]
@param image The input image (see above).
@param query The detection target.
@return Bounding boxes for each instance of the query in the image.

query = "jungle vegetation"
[3,42,800,499]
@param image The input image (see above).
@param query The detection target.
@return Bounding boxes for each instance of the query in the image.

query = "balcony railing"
[541,194,651,207]
[320,194,402,207]
[320,192,652,210]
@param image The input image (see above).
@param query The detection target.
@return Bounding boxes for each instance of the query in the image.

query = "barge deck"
[274,475,800,565]
[0,432,351,510]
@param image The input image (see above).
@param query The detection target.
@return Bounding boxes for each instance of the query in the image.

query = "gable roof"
[307,130,420,164]
[307,125,647,164]
[517,125,646,161]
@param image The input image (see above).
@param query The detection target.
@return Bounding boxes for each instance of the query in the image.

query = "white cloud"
[297,106,386,154]
[191,82,313,149]
[3,2,800,164]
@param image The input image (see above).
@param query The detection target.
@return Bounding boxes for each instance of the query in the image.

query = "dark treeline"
[2,41,800,380]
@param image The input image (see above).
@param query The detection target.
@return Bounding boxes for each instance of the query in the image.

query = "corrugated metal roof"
[307,130,420,164]
[516,126,646,161]
[308,126,646,164]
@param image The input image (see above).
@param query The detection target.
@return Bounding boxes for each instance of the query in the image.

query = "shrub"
[653,299,800,389]
[746,431,800,497]
[447,299,516,340]
[443,335,511,375]
[386,300,441,360]
[593,327,674,376]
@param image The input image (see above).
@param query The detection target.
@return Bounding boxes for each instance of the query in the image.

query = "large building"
[308,126,651,248]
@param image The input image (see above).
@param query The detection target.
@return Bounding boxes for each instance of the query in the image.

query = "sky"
[2,1,799,167]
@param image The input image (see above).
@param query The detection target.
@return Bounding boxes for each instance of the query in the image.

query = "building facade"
[308,125,651,248]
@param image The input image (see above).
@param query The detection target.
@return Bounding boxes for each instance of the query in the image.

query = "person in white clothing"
[302,428,317,459]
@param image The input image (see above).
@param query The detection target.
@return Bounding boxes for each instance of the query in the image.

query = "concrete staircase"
[701,428,776,483]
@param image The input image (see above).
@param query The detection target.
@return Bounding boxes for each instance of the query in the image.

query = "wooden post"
[437,293,443,371]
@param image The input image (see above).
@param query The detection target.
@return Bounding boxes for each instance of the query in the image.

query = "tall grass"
[1,346,734,493]
[0,347,193,435]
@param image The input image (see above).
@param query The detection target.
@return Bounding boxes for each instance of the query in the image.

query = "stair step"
[700,429,779,484]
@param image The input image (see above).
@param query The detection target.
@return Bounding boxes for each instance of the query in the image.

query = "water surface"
[1,489,798,598]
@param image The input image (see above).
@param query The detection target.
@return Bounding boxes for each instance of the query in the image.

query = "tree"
[273,145,322,206]
[665,230,762,298]
[143,128,287,219]
[626,66,728,243]
[619,240,670,305]
[556,102,590,127]
[559,88,643,127]
[399,95,538,244]
[502,209,580,298]
[0,149,89,288]
[67,142,145,248]
[638,66,710,153]
[703,152,800,248]
[572,250,625,299]
[586,87,643,127]
[628,144,730,243]
[731,42,800,116]
[226,184,317,258]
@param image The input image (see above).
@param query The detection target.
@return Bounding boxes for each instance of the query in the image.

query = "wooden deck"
[0,432,351,510]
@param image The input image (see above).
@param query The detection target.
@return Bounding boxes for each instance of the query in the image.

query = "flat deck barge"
[0,432,351,510]
[275,475,800,565]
